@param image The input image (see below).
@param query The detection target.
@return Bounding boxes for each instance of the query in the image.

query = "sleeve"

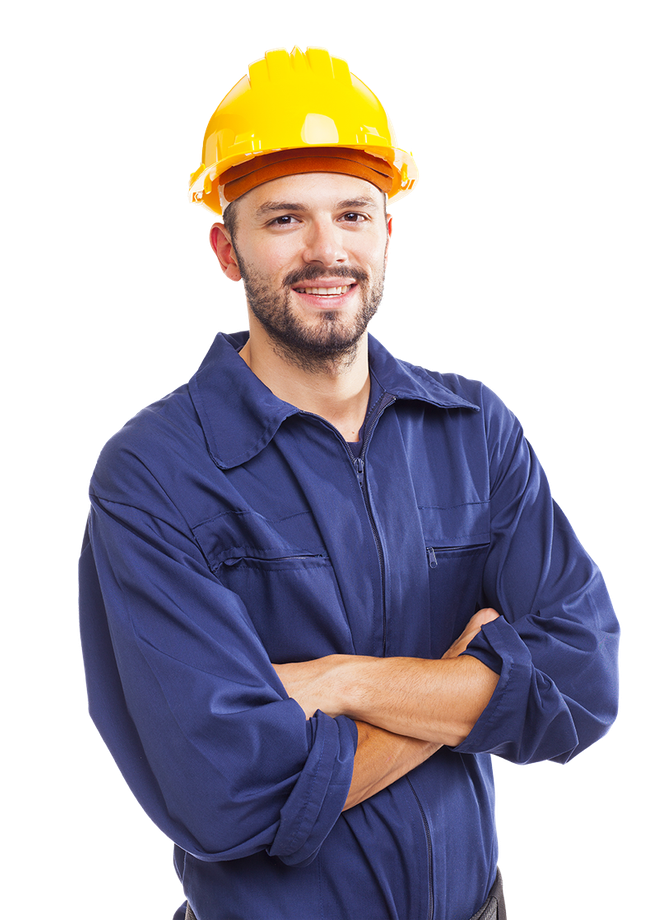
[79,477,357,867]
[454,388,619,765]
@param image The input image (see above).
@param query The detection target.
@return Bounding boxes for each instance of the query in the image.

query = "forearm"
[335,654,498,747]
[343,721,440,810]
[274,609,500,747]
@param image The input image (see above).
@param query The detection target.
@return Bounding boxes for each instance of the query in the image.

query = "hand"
[441,608,500,660]
[272,655,355,719]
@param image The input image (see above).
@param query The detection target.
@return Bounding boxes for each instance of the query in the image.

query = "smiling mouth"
[295,284,352,296]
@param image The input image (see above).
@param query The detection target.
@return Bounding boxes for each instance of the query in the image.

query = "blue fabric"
[79,332,619,920]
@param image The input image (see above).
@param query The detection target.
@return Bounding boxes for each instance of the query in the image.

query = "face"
[213,173,392,368]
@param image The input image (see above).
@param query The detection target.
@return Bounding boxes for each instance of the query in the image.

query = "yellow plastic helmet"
[189,47,418,215]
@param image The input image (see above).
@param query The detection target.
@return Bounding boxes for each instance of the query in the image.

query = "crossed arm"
[273,608,500,810]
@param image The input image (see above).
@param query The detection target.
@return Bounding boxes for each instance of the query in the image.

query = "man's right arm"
[80,482,357,867]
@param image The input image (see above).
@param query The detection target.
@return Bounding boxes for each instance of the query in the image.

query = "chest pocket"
[419,501,491,657]
[192,509,354,661]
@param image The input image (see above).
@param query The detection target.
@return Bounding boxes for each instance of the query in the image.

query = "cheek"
[242,256,288,289]
[257,243,299,281]
[354,230,389,266]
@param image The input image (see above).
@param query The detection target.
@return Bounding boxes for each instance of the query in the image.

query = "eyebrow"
[255,196,381,216]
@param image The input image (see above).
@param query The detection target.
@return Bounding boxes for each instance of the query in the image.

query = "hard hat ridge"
[248,46,351,87]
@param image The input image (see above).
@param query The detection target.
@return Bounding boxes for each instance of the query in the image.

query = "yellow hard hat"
[189,47,418,215]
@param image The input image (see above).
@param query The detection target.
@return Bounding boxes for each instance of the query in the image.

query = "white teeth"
[298,285,350,295]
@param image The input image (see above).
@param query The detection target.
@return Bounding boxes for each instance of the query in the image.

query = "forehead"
[236,172,386,217]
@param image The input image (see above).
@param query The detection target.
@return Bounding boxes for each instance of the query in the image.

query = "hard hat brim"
[190,144,417,216]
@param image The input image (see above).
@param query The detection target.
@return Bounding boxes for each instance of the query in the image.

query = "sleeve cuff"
[267,712,358,866]
[454,615,533,756]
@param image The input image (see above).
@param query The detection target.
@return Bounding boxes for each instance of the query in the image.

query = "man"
[79,47,619,920]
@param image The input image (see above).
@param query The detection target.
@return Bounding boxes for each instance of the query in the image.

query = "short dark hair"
[222,201,237,239]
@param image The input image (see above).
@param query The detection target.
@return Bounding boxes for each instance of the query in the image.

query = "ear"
[386,212,393,241]
[384,212,393,264]
[209,223,242,282]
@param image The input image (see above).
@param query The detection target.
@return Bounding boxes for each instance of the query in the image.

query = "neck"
[240,326,371,442]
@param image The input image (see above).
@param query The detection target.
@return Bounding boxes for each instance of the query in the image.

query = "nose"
[302,217,347,267]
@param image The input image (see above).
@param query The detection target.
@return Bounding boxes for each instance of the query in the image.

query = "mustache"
[282,265,369,287]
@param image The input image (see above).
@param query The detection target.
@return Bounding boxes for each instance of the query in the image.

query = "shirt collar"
[189,332,479,470]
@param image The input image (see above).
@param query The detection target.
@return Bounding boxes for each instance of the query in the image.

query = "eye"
[340,212,366,223]
[269,214,299,227]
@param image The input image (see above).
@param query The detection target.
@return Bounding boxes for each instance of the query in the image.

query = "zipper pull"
[427,547,438,569]
[353,456,365,490]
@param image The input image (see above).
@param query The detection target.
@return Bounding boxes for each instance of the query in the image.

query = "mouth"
[292,278,358,310]
[294,284,353,297]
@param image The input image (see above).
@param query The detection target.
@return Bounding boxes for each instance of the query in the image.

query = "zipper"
[354,455,388,652]
[300,394,395,655]
[351,394,396,656]
[427,543,489,568]
[221,552,327,567]
[406,776,435,920]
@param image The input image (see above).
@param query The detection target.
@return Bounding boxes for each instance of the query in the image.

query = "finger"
[472,608,500,629]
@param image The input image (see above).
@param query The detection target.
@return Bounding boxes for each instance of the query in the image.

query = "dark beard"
[234,253,385,372]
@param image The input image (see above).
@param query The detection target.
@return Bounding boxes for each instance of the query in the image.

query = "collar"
[189,332,479,470]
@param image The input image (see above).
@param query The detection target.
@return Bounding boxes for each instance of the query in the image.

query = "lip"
[291,277,357,291]
[290,280,358,309]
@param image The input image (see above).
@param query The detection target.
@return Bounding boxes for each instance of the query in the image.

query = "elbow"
[592,672,619,735]
[157,792,284,862]
[557,653,619,761]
